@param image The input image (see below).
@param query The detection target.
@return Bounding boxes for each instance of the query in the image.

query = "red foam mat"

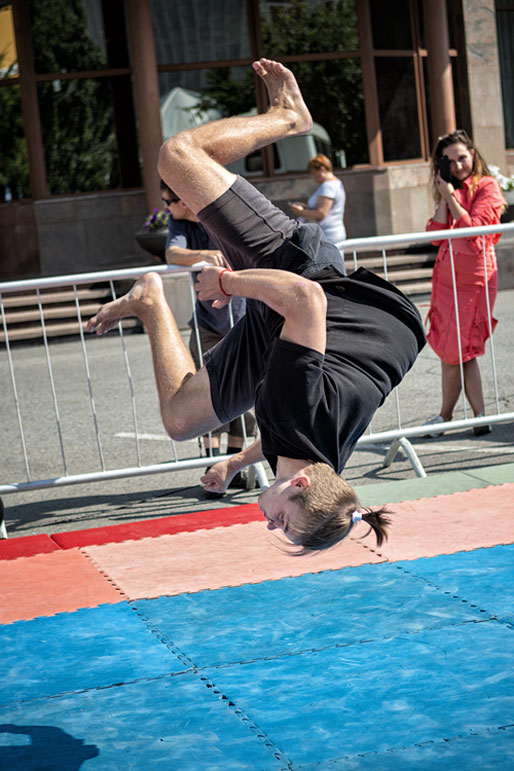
[0,533,62,560]
[51,503,263,549]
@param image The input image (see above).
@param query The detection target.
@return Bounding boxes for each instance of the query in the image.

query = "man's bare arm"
[195,267,327,354]
[201,438,265,494]
[165,245,227,267]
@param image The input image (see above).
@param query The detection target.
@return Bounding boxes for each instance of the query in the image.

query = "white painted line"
[115,431,173,442]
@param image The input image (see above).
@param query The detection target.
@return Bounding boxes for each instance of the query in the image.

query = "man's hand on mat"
[201,458,238,494]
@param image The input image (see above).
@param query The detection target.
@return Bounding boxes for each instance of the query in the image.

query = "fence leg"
[382,438,426,477]
[0,498,7,539]
[398,437,427,478]
[382,439,402,469]
[250,462,269,491]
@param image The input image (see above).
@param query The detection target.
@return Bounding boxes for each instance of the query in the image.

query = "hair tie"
[218,268,232,297]
[351,510,363,523]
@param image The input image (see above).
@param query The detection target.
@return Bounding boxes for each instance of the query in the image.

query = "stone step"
[0,285,141,344]
[4,302,102,324]
[380,267,434,282]
[0,318,140,343]
[345,251,434,296]
[350,252,436,271]
[0,287,111,308]
[391,279,433,295]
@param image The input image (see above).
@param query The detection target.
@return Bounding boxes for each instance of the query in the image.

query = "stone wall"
[0,200,40,279]
[254,162,433,240]
[34,190,154,276]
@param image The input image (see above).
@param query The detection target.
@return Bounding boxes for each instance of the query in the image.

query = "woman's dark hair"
[430,129,491,202]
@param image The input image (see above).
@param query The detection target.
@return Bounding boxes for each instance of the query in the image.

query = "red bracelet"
[218,268,232,297]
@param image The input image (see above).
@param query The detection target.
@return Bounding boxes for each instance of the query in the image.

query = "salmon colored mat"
[1,483,513,624]
[83,521,385,600]
[0,549,126,625]
[82,483,514,600]
[378,483,514,562]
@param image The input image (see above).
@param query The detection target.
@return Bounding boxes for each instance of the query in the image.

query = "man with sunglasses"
[88,59,425,552]
[159,180,256,495]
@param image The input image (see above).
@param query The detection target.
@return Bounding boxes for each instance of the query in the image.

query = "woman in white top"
[289,154,346,248]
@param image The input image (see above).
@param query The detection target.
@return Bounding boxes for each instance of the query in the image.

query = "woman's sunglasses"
[437,129,470,143]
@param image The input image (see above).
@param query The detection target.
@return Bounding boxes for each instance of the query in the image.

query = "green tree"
[196,67,256,118]
[260,0,367,165]
[195,0,367,166]
[30,0,118,194]
[0,62,30,199]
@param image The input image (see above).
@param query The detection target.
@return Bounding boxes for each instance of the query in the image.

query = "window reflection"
[369,0,412,49]
[259,0,359,55]
[496,3,514,148]
[30,0,128,73]
[152,0,251,65]
[0,84,30,200]
[376,57,421,161]
[37,78,120,194]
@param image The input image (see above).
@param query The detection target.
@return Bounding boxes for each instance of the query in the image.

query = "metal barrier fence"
[1,221,513,538]
[344,221,514,475]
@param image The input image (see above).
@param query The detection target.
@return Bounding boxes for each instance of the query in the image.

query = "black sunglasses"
[161,195,179,206]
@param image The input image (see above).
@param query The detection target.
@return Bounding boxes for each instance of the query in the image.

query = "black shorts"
[198,176,296,271]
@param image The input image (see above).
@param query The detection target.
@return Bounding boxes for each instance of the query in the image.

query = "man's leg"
[158,59,312,216]
[87,273,220,441]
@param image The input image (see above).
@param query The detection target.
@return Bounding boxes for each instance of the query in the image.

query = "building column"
[423,0,456,142]
[357,0,383,166]
[461,0,506,169]
[126,0,162,213]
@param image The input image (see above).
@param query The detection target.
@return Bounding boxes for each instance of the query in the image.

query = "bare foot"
[252,58,312,135]
[87,272,165,336]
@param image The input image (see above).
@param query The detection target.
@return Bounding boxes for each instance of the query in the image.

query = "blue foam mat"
[0,674,283,770]
[0,602,187,704]
[396,544,514,624]
[296,726,514,770]
[2,546,514,769]
[202,620,514,765]
[131,561,492,668]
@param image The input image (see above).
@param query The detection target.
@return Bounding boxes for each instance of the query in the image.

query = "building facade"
[0,0,512,279]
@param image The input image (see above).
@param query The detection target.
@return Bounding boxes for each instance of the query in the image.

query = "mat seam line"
[129,601,294,768]
[296,723,514,766]
[79,548,130,601]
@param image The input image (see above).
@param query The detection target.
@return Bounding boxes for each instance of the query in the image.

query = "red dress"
[426,175,505,365]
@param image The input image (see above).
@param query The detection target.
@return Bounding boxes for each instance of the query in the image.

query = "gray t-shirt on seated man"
[166,216,246,336]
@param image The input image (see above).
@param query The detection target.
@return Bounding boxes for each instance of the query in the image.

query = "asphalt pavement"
[1,289,513,538]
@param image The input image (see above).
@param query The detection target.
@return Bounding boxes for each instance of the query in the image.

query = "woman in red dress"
[424,130,505,436]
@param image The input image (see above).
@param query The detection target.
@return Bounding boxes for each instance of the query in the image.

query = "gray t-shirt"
[166,217,245,335]
[307,179,346,244]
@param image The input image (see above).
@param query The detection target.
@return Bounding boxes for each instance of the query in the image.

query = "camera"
[437,156,461,188]
[438,156,452,183]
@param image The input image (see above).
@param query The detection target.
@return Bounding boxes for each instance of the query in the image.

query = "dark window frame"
[1,0,468,199]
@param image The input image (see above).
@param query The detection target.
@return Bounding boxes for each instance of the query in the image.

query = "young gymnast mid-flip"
[88,59,426,552]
